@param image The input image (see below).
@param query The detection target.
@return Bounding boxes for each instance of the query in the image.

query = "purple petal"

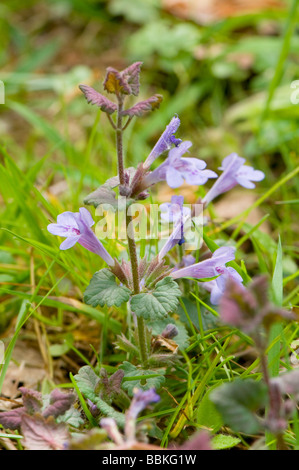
[128,388,160,420]
[144,115,181,169]
[56,211,79,228]
[47,223,71,236]
[79,207,94,227]
[168,140,192,163]
[171,246,236,280]
[210,283,223,305]
[219,153,245,171]
[59,236,81,250]
[235,176,256,189]
[182,157,206,171]
[212,246,236,265]
[166,166,184,188]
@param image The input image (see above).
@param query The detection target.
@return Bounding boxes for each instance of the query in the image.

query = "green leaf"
[73,366,99,399]
[211,434,241,450]
[84,269,131,308]
[130,277,181,320]
[73,366,125,428]
[119,362,165,396]
[196,386,223,433]
[210,379,268,434]
[84,185,118,208]
[84,168,137,209]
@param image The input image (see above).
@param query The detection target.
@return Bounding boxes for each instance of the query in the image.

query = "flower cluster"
[46,64,266,360]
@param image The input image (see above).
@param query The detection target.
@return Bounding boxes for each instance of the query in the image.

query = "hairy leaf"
[103,67,131,95]
[21,414,69,450]
[42,389,76,419]
[120,361,165,396]
[121,61,143,96]
[210,379,268,434]
[19,387,43,415]
[73,366,126,427]
[0,407,26,431]
[84,269,131,308]
[73,365,99,399]
[79,85,117,114]
[84,168,137,208]
[121,94,163,117]
[130,277,181,320]
[83,185,117,209]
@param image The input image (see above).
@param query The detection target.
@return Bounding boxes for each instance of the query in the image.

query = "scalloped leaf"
[119,361,165,396]
[79,85,117,114]
[130,277,181,320]
[103,67,131,95]
[121,61,143,96]
[121,94,163,117]
[21,414,69,450]
[210,379,268,434]
[84,269,131,308]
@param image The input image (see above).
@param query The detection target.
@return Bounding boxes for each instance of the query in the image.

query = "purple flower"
[143,115,181,169]
[143,141,217,189]
[202,153,265,206]
[160,195,191,225]
[127,388,160,420]
[171,246,236,280]
[202,266,244,305]
[158,198,191,261]
[47,207,114,266]
[100,417,124,445]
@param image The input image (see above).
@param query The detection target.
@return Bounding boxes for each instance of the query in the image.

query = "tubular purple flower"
[202,153,265,206]
[47,207,114,266]
[158,199,191,262]
[100,417,124,445]
[160,195,191,225]
[143,141,217,189]
[171,246,236,280]
[127,388,160,421]
[143,115,181,169]
[202,266,244,305]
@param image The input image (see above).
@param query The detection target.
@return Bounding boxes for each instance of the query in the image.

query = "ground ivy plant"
[3,62,287,450]
[47,62,268,446]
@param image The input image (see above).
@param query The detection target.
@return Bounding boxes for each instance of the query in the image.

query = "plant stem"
[115,95,149,367]
[126,212,149,367]
[116,95,125,186]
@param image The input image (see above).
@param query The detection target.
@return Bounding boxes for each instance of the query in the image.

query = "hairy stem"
[126,212,149,367]
[115,96,149,367]
[116,95,125,186]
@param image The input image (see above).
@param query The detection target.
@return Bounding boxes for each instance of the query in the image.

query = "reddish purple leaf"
[19,387,43,414]
[42,389,76,419]
[79,85,117,114]
[121,94,163,117]
[121,62,143,96]
[21,414,69,450]
[103,67,131,95]
[0,407,26,431]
